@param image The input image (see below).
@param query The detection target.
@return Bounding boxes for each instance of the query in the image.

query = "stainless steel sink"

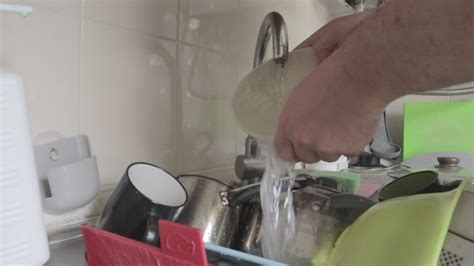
[46,224,88,266]
[44,186,473,266]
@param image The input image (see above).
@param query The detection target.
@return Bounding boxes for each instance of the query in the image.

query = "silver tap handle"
[235,155,265,180]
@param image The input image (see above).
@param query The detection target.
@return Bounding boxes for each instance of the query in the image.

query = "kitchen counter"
[47,237,86,266]
[46,224,88,266]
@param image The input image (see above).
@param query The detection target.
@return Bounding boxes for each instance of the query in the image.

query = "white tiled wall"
[0,0,471,229]
[0,0,334,187]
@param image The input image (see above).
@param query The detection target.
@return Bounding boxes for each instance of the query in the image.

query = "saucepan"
[219,174,375,264]
[172,174,316,248]
[173,175,241,247]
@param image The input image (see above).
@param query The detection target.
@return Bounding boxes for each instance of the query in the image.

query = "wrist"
[333,26,401,108]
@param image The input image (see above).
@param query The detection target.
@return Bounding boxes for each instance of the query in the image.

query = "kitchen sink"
[46,224,88,266]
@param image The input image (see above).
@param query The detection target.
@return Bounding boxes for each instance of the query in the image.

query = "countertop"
[47,237,86,266]
[46,224,87,266]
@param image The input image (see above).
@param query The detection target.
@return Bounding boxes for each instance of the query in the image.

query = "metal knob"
[435,157,462,171]
[235,155,265,180]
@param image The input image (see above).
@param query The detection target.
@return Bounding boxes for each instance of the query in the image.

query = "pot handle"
[328,194,376,225]
[220,174,315,207]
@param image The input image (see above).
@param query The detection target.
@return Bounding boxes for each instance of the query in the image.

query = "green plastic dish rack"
[323,180,470,266]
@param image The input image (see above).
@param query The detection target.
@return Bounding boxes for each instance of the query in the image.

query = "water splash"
[275,65,285,108]
[260,144,296,263]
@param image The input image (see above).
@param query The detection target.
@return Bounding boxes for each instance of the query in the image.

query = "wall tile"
[81,20,176,185]
[0,0,82,16]
[385,95,450,149]
[83,0,177,39]
[179,0,238,51]
[178,44,238,173]
[0,9,81,137]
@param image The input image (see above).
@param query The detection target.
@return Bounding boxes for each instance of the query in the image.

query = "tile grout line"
[78,0,85,134]
[80,15,220,54]
[178,40,223,53]
[173,0,182,174]
[39,5,224,54]
[81,15,176,44]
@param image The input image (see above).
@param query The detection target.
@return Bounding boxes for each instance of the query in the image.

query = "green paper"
[403,102,474,160]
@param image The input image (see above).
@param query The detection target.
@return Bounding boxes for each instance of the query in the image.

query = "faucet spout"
[253,12,289,68]
[235,12,289,181]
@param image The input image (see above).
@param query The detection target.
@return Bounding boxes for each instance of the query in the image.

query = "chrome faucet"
[235,12,288,180]
[344,0,385,10]
[253,12,289,68]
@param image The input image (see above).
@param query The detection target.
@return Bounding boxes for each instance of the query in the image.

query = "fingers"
[295,26,339,63]
[295,11,375,63]
[315,49,332,63]
[295,30,323,50]
[316,152,342,163]
[273,130,298,162]
[293,143,320,164]
[274,119,343,163]
[275,131,347,163]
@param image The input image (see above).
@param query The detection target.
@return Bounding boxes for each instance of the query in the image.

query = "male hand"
[274,0,473,163]
[274,10,391,163]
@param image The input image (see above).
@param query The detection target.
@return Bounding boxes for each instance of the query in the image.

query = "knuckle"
[305,156,319,164]
[293,130,313,147]
[345,150,359,158]
[279,119,292,135]
[319,152,340,162]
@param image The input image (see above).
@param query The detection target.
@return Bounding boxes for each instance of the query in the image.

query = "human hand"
[274,0,473,163]
[295,10,374,64]
[274,10,391,163]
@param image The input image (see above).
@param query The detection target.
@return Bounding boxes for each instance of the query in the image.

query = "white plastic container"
[0,72,50,265]
[305,155,349,171]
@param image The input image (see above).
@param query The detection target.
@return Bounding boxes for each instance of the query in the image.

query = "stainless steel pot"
[174,175,241,247]
[289,185,375,265]
[173,174,315,250]
[220,175,375,264]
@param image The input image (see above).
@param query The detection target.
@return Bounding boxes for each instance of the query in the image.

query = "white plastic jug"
[0,72,50,265]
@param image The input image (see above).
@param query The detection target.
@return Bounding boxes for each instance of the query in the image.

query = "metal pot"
[220,175,375,264]
[289,185,375,265]
[174,175,241,247]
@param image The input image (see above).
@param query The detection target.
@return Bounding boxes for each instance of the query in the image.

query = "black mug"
[96,162,187,246]
[378,170,461,201]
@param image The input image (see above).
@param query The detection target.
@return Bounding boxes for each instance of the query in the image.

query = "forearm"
[338,0,474,102]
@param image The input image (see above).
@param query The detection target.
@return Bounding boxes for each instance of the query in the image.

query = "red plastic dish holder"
[82,220,212,266]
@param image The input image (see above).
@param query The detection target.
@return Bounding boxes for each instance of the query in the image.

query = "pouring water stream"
[259,67,297,263]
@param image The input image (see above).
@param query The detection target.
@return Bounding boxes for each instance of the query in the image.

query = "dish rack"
[82,220,285,266]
